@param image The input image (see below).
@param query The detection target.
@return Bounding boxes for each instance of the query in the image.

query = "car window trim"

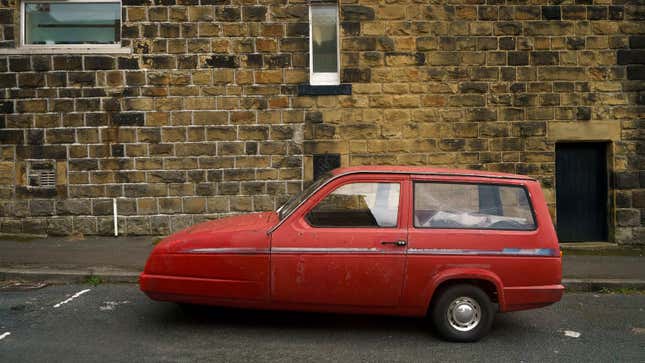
[411,180,539,232]
[268,170,533,235]
[304,181,403,229]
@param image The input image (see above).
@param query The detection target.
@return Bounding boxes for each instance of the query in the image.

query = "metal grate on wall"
[27,160,56,189]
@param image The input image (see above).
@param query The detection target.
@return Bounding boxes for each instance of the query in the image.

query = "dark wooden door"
[555,143,608,242]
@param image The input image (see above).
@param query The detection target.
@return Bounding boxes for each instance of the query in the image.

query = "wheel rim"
[446,296,481,332]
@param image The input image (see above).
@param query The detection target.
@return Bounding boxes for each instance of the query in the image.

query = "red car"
[140,166,564,341]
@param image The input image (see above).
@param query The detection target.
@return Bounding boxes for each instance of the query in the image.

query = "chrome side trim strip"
[501,248,557,256]
[407,248,557,257]
[181,247,557,257]
[181,248,269,254]
[271,247,402,254]
[181,247,401,255]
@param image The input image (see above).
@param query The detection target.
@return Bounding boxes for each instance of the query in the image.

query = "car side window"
[414,182,536,230]
[306,182,400,228]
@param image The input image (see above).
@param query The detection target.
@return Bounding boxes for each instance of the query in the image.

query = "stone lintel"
[548,121,621,141]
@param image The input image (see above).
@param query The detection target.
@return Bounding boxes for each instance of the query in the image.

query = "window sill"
[297,84,352,96]
[0,46,132,55]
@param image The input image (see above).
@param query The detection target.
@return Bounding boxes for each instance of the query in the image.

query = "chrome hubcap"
[447,297,481,332]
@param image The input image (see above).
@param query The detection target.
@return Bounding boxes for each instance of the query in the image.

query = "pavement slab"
[0,236,154,271]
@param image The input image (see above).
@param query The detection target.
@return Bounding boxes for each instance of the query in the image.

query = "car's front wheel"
[430,284,495,342]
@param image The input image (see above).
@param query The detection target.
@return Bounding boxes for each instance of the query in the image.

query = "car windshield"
[277,173,333,220]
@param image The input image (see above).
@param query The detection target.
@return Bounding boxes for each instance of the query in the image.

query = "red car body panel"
[140,167,564,317]
[142,212,275,302]
[270,174,410,308]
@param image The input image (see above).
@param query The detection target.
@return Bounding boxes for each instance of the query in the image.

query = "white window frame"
[0,0,130,54]
[309,4,340,86]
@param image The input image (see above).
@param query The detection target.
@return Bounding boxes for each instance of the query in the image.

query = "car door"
[270,174,409,308]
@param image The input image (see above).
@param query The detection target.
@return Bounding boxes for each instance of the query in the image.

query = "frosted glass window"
[309,5,339,85]
[24,2,120,45]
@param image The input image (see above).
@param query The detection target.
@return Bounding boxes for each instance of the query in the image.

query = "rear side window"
[414,182,536,230]
[307,182,400,228]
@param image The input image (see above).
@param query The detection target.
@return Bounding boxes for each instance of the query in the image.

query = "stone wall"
[0,0,311,236]
[0,0,643,243]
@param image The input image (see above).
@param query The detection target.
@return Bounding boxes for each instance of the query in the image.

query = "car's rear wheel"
[431,284,495,342]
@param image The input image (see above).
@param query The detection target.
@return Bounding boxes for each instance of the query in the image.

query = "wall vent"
[27,160,56,189]
[313,153,340,180]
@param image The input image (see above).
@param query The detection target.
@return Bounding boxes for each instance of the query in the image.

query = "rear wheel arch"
[427,274,505,314]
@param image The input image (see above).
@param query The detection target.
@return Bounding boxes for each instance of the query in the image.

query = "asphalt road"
[0,284,643,362]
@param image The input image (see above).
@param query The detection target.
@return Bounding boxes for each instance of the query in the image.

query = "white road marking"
[53,289,91,308]
[564,330,581,338]
[99,300,130,311]
[0,332,10,341]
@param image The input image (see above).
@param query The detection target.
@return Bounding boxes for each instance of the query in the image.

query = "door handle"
[381,240,407,247]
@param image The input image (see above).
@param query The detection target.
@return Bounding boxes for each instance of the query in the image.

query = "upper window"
[309,4,339,86]
[22,1,120,46]
[307,182,400,228]
[414,182,536,231]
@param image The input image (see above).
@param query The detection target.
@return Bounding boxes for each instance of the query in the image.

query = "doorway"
[555,143,609,242]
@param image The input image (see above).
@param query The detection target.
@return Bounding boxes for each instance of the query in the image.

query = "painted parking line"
[53,289,91,308]
[0,332,10,341]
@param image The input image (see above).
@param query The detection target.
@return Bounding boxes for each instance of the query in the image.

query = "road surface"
[0,284,643,362]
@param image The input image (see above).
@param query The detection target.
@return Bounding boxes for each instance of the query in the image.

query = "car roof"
[330,166,535,181]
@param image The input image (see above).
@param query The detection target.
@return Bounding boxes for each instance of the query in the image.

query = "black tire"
[430,284,495,342]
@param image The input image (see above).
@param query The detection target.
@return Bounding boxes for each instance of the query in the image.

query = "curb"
[0,267,139,284]
[562,278,645,292]
[1,268,644,292]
